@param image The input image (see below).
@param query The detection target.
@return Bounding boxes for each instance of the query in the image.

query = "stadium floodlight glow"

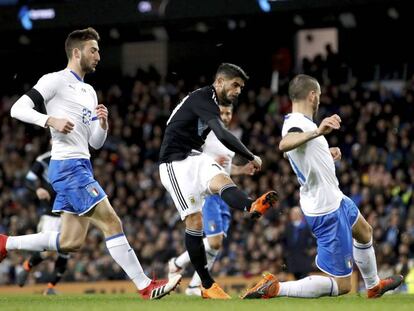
[18,6,56,30]
[29,8,55,20]
[257,0,271,12]
[137,1,152,13]
[18,6,32,30]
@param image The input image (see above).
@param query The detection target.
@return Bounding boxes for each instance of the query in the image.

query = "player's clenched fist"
[250,155,262,171]
[316,114,341,136]
[96,104,108,130]
[46,116,75,134]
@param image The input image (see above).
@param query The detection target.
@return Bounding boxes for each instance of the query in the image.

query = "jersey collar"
[285,112,314,122]
[211,85,219,106]
[69,70,84,82]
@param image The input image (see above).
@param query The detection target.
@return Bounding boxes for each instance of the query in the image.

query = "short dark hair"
[215,63,249,81]
[288,74,319,102]
[65,27,100,59]
[219,103,234,109]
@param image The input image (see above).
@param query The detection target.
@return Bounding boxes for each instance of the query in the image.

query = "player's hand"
[250,155,262,171]
[241,162,256,175]
[330,147,342,161]
[47,116,74,134]
[215,155,230,168]
[316,114,341,136]
[36,187,51,201]
[96,104,108,130]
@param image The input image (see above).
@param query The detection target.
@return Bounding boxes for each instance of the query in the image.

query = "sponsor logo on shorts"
[86,184,100,197]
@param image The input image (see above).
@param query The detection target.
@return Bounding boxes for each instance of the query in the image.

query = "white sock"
[188,238,220,287]
[353,239,380,289]
[106,233,151,290]
[278,275,339,297]
[6,231,59,252]
[175,249,191,269]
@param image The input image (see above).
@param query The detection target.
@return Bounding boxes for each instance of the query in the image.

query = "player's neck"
[292,102,313,120]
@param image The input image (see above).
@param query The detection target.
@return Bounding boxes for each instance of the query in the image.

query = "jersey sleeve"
[89,89,107,149]
[281,115,304,137]
[191,90,220,122]
[33,73,60,104]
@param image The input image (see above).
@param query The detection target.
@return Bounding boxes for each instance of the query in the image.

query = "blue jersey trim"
[70,70,83,82]
[284,113,313,122]
[287,155,306,185]
[105,233,125,241]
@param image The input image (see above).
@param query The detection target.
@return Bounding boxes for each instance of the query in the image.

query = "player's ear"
[216,76,225,88]
[309,90,316,102]
[73,47,81,60]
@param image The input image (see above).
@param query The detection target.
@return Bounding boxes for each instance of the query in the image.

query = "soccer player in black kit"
[159,63,278,299]
[16,149,69,295]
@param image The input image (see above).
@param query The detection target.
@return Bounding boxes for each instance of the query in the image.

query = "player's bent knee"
[358,223,373,244]
[336,279,352,295]
[207,235,223,250]
[59,240,83,252]
[208,174,233,194]
[185,213,203,230]
[209,240,222,250]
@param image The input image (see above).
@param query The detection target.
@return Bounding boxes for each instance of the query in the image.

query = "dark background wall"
[0,0,412,92]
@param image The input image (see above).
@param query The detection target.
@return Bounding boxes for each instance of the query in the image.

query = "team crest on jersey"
[86,184,100,197]
[188,195,196,206]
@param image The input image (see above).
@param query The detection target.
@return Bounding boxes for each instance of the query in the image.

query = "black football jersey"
[159,86,220,163]
[25,151,57,216]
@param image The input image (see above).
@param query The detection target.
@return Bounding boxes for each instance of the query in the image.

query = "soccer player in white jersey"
[168,104,255,296]
[242,74,402,299]
[0,27,181,299]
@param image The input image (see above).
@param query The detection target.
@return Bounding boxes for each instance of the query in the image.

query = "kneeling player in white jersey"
[0,27,180,299]
[242,74,402,299]
[168,104,255,296]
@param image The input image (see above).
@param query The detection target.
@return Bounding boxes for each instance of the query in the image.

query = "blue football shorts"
[305,196,360,277]
[203,194,231,237]
[49,158,107,216]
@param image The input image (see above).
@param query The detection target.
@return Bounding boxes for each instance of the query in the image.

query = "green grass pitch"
[0,294,413,311]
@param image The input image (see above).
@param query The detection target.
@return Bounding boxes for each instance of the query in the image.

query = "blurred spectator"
[0,58,413,294]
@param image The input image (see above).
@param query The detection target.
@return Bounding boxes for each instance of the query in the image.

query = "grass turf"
[0,294,413,311]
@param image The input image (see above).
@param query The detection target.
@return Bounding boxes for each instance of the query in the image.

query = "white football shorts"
[159,151,227,220]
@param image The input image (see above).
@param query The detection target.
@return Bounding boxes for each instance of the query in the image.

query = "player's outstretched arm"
[279,114,341,152]
[231,162,255,176]
[208,118,254,161]
[279,130,320,152]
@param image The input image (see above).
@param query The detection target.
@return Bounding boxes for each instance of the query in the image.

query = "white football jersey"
[281,113,343,216]
[203,131,235,175]
[33,69,101,160]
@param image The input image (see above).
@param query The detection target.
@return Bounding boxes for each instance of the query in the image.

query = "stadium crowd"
[0,53,413,292]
